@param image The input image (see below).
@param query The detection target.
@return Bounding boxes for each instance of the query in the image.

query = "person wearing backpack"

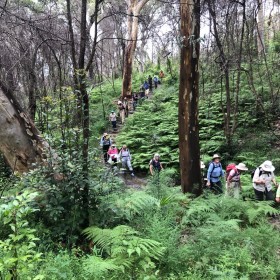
[206,154,224,194]
[226,163,248,199]
[148,75,153,91]
[117,100,125,124]
[143,81,149,98]
[153,76,158,89]
[149,153,163,175]
[107,144,119,164]
[119,145,134,177]
[109,110,117,131]
[100,133,111,163]
[252,160,278,201]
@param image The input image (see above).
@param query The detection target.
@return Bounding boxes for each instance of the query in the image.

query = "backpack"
[205,162,222,178]
[251,167,269,179]
[225,163,237,179]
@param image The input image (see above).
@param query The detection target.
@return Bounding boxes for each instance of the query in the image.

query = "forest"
[0,0,280,279]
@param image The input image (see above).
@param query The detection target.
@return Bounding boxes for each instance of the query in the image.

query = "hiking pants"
[226,181,241,199]
[103,145,110,163]
[122,158,133,171]
[210,181,223,194]
[111,121,117,129]
[254,188,274,201]
[145,89,149,97]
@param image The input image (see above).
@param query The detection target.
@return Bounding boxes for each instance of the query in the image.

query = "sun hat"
[200,161,205,169]
[104,132,108,136]
[236,163,248,171]
[260,160,275,172]
[212,154,221,160]
[154,153,160,158]
[111,110,114,113]
[118,100,122,104]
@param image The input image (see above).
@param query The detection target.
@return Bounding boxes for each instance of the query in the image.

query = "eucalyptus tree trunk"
[178,0,201,195]
[257,0,265,55]
[122,0,150,97]
[0,84,49,174]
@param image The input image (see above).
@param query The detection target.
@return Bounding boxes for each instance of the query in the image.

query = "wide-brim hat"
[260,160,275,172]
[104,132,108,136]
[212,154,221,160]
[200,161,205,169]
[236,163,248,171]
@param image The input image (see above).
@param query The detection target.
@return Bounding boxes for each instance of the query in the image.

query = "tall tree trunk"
[122,0,149,97]
[0,84,48,174]
[257,0,265,55]
[178,0,201,195]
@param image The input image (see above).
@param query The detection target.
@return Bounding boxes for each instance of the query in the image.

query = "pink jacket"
[108,148,118,158]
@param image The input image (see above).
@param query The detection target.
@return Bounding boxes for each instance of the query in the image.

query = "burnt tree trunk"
[0,83,49,174]
[178,0,201,195]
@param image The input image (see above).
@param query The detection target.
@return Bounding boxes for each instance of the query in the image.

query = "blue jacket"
[143,82,149,90]
[207,162,224,182]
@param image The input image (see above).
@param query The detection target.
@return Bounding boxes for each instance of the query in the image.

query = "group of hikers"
[108,70,165,130]
[99,134,280,202]
[203,154,280,202]
[141,70,164,98]
[99,132,163,177]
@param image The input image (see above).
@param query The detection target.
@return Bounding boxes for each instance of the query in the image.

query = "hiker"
[100,133,111,163]
[132,93,139,111]
[153,76,158,89]
[123,97,129,117]
[226,163,248,199]
[107,144,119,164]
[143,81,149,98]
[119,145,134,176]
[109,110,117,131]
[206,154,224,194]
[149,153,163,175]
[252,160,278,201]
[148,75,153,91]
[117,100,125,124]
[159,70,164,82]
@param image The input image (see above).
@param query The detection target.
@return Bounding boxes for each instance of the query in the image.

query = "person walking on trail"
[119,145,134,176]
[109,111,117,131]
[149,153,163,175]
[117,100,125,124]
[226,163,248,199]
[153,76,158,89]
[123,97,129,117]
[148,75,153,91]
[107,144,119,164]
[206,154,224,194]
[100,133,111,163]
[252,160,278,201]
[143,81,149,98]
[276,184,280,203]
[159,70,165,83]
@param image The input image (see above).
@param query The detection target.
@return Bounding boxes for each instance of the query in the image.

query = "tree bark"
[122,0,150,97]
[178,0,201,195]
[257,0,265,55]
[0,84,48,174]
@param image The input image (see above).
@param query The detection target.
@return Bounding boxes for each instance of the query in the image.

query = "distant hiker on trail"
[252,160,278,201]
[149,153,163,175]
[118,100,125,124]
[132,93,139,111]
[100,133,111,163]
[153,76,158,89]
[107,144,119,164]
[159,70,164,82]
[206,154,224,194]
[143,81,149,98]
[148,75,153,91]
[109,111,117,131]
[200,161,207,186]
[226,163,248,199]
[119,145,134,176]
[123,97,129,117]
